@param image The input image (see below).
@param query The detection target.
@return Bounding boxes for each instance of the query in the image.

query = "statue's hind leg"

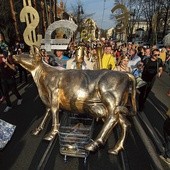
[85,91,119,152]
[85,114,119,152]
[108,114,131,154]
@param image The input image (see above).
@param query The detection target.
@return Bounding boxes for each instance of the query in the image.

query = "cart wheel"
[64,155,67,163]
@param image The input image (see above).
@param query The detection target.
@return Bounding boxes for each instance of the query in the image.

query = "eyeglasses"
[153,54,160,57]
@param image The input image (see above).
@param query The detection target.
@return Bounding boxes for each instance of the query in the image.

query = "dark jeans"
[17,65,28,83]
[138,79,155,111]
[1,77,22,107]
[0,78,4,97]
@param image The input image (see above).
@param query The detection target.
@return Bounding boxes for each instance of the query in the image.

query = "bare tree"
[159,0,170,38]
[140,0,166,44]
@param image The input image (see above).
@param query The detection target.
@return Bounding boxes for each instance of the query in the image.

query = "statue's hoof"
[85,141,100,152]
[108,149,119,155]
[32,128,41,136]
[43,133,55,141]
[108,146,124,155]
[43,131,58,141]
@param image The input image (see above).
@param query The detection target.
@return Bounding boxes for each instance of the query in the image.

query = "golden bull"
[13,46,137,155]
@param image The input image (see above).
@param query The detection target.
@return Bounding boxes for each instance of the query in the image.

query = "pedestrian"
[137,46,145,60]
[49,49,69,68]
[138,49,163,111]
[128,48,141,70]
[41,49,50,64]
[132,62,147,89]
[0,48,23,112]
[16,48,28,83]
[142,47,151,61]
[101,45,116,70]
[114,55,131,72]
[164,46,170,76]
[0,32,8,57]
[0,78,4,102]
[159,47,167,65]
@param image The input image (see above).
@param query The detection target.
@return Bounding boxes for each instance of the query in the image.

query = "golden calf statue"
[13,46,137,155]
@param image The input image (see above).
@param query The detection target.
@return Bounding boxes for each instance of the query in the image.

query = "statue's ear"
[32,45,41,61]
[33,45,40,54]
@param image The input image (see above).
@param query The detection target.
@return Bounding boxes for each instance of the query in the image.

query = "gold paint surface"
[20,0,42,47]
[111,4,130,32]
[13,46,137,155]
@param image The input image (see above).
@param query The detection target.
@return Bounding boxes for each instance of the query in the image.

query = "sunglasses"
[153,54,160,57]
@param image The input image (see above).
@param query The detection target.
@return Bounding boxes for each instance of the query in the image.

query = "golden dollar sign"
[111,4,130,33]
[20,0,42,47]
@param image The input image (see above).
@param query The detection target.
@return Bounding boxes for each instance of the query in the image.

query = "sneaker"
[4,106,12,112]
[17,99,23,105]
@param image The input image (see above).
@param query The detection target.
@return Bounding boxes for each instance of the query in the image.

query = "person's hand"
[2,57,7,63]
[157,72,161,78]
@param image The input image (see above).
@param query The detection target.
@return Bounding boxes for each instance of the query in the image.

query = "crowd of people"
[38,38,170,113]
[0,32,26,112]
[1,31,170,113]
[0,31,170,163]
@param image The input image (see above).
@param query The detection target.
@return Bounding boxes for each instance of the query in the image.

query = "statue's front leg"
[44,106,59,141]
[85,115,119,152]
[32,107,50,135]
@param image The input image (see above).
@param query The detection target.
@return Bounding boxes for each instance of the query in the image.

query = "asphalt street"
[0,71,170,170]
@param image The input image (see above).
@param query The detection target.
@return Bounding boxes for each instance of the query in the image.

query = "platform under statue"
[13,46,137,155]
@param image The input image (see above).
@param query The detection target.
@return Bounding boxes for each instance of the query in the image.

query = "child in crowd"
[132,61,147,89]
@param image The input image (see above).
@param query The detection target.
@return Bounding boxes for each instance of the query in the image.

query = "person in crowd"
[128,48,141,70]
[41,49,51,64]
[137,46,145,60]
[66,46,94,70]
[138,49,163,112]
[0,74,4,102]
[67,44,76,59]
[49,49,69,68]
[0,48,22,112]
[15,48,28,83]
[127,42,133,54]
[101,45,116,70]
[159,47,167,65]
[87,47,98,69]
[132,61,147,89]
[143,47,151,61]
[164,46,170,76]
[13,39,25,53]
[114,47,122,65]
[114,55,131,73]
[109,40,116,50]
[0,32,8,57]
